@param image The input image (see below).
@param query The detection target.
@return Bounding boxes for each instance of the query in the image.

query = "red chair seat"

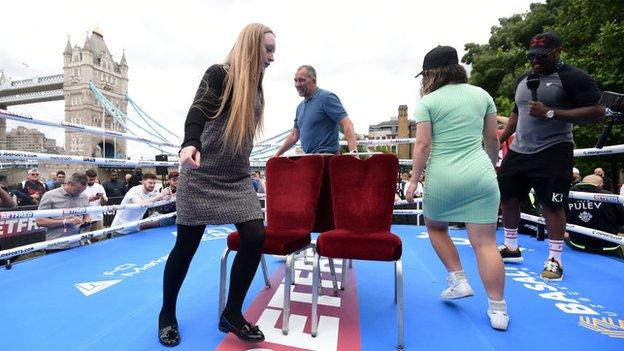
[227,228,312,256]
[316,229,402,261]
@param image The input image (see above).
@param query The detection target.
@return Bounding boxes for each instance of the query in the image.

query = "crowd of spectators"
[0,167,179,260]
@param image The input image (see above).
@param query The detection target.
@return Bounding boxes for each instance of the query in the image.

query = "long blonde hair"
[210,23,273,155]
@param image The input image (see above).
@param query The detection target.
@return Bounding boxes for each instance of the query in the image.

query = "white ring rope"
[0,109,178,149]
[0,199,175,220]
[573,144,624,157]
[0,150,178,167]
[340,138,415,146]
[393,199,423,206]
[521,213,624,245]
[568,191,624,205]
[0,212,177,260]
[392,209,423,215]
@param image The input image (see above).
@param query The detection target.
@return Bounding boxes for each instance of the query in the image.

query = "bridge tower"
[63,28,128,158]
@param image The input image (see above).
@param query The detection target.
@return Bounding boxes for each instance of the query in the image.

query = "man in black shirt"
[566,174,624,258]
[103,171,126,202]
[497,32,605,281]
[15,169,47,206]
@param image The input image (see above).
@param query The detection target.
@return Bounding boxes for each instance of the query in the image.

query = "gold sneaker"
[540,258,563,281]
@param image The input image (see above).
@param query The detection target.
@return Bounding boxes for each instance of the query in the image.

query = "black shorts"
[498,143,573,208]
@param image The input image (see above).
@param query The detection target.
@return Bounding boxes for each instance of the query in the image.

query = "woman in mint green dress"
[406,45,509,330]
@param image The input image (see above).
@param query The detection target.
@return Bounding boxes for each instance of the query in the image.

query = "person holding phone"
[84,169,108,232]
[36,172,91,249]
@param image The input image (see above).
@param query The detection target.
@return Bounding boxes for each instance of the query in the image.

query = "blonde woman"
[407,45,509,330]
[159,23,275,346]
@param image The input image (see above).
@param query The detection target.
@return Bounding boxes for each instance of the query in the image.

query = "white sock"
[548,239,564,266]
[449,270,466,280]
[488,298,507,312]
[504,227,518,251]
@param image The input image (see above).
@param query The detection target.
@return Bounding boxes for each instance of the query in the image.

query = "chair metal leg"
[340,259,347,290]
[394,260,397,303]
[311,252,320,337]
[282,253,294,335]
[291,253,296,285]
[261,254,271,288]
[219,248,231,319]
[328,258,339,296]
[396,259,404,350]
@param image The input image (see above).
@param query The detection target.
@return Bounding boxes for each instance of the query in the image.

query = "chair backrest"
[312,155,335,233]
[329,154,399,232]
[265,156,324,231]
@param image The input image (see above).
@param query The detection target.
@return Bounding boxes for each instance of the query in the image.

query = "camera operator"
[497,31,605,281]
[566,174,624,258]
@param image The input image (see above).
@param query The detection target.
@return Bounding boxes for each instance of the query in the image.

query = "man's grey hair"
[297,65,317,82]
[67,172,88,186]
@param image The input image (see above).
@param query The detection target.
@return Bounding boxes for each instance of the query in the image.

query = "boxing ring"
[0,112,623,350]
[1,224,623,350]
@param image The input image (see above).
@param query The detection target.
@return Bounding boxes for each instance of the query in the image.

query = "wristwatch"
[545,110,555,119]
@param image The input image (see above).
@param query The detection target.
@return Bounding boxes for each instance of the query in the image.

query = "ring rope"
[0,212,176,260]
[0,109,178,149]
[521,212,624,245]
[0,199,175,220]
[0,150,178,167]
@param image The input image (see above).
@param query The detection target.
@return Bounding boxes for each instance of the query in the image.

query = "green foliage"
[464,0,624,178]
[373,145,394,154]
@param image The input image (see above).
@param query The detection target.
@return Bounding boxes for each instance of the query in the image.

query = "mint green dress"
[414,84,500,223]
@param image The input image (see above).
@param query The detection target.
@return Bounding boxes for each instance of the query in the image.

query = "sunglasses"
[526,49,555,61]
[30,173,39,176]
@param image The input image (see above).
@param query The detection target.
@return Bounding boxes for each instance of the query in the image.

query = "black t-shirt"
[103,179,126,198]
[16,180,46,206]
[566,183,624,250]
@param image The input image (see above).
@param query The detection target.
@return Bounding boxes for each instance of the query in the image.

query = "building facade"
[63,29,128,158]
[368,105,416,159]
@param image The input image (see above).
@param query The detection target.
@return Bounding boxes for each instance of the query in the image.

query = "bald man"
[566,174,624,258]
[593,167,613,191]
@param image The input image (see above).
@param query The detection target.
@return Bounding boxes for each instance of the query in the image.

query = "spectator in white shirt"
[84,169,108,232]
[111,173,173,234]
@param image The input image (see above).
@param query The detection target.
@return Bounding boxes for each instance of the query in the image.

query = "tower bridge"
[0,28,129,159]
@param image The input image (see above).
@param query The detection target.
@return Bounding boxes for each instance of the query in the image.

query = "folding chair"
[310,154,404,350]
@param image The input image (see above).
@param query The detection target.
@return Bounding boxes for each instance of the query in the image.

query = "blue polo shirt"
[294,88,347,154]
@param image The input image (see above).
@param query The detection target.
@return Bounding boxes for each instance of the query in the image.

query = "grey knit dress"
[176,65,264,226]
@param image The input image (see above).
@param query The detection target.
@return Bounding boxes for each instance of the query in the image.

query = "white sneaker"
[441,274,474,300]
[487,309,509,330]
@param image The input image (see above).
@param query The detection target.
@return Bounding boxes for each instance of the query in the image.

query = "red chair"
[310,154,404,350]
[219,155,325,334]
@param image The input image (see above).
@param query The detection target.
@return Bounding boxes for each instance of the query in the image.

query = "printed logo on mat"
[74,280,122,296]
[506,266,622,339]
[217,256,362,350]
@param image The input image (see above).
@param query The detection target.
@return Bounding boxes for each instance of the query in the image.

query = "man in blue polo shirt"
[275,65,358,156]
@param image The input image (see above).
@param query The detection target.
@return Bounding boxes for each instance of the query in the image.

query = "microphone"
[526,74,540,101]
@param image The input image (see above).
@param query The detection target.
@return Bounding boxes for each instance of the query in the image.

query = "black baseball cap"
[415,46,458,77]
[528,32,562,55]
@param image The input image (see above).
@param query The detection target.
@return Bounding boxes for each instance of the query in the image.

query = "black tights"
[159,219,265,329]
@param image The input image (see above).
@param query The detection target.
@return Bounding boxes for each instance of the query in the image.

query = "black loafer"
[159,324,181,347]
[218,315,265,343]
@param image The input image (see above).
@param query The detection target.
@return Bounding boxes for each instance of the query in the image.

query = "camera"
[595,91,624,149]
